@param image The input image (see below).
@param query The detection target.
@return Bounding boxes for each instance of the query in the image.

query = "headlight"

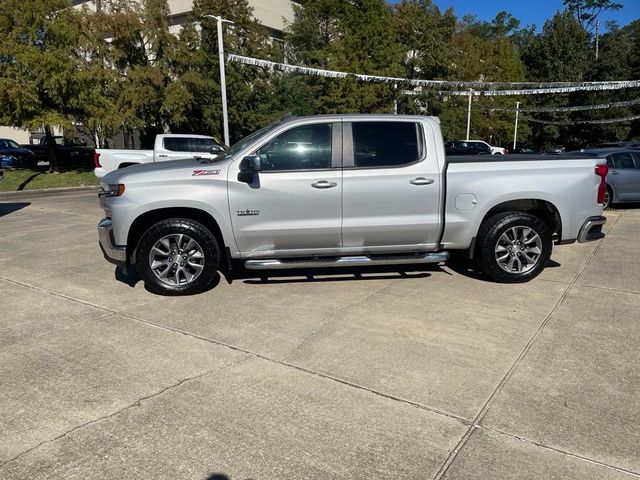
[98,183,125,198]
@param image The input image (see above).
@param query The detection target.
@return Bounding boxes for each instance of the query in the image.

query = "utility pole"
[595,20,600,60]
[513,101,520,150]
[204,15,234,147]
[466,89,473,141]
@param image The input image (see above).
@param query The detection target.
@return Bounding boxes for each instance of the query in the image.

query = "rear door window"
[163,137,192,152]
[351,122,421,168]
[610,152,636,169]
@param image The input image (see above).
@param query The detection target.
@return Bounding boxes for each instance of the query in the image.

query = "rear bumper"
[577,216,606,243]
[94,167,106,178]
[98,218,127,266]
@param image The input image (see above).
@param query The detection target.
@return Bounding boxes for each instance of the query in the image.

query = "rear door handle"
[610,171,619,175]
[311,180,338,189]
[410,177,435,185]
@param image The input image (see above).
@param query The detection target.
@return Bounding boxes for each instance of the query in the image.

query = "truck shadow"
[445,258,561,282]
[0,202,30,217]
[226,263,440,285]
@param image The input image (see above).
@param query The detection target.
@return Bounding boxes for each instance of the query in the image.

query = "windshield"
[221,122,282,160]
[0,139,20,149]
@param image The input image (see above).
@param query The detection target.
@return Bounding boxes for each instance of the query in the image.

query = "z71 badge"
[237,209,260,216]
[192,169,221,176]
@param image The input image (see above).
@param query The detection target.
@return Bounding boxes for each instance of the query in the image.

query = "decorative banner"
[227,54,640,93]
[528,114,640,125]
[489,98,640,112]
[440,83,640,96]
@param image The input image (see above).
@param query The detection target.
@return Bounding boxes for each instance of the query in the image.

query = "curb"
[0,186,99,199]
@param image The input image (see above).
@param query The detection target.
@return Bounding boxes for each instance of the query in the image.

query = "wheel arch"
[127,207,227,265]
[467,198,562,259]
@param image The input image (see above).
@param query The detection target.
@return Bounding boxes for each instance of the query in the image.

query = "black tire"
[476,211,552,283]
[136,218,220,295]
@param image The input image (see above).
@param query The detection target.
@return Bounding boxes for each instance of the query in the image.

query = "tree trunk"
[45,125,60,173]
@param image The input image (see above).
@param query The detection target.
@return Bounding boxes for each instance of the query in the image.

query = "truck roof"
[278,113,441,124]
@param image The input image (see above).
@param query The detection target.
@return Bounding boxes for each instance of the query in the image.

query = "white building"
[2,0,301,144]
[72,0,299,38]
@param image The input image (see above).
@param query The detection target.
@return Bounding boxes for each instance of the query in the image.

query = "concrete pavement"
[0,191,638,479]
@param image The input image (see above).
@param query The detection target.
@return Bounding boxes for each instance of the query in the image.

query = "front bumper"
[98,218,127,266]
[577,216,606,243]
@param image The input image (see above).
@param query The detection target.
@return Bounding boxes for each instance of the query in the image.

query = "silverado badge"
[237,209,260,216]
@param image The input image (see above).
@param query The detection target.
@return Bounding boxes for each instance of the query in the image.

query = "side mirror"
[238,155,261,183]
[209,145,225,154]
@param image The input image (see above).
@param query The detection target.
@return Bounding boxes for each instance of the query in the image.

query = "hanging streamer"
[489,98,640,112]
[440,83,640,96]
[528,114,640,125]
[227,54,640,93]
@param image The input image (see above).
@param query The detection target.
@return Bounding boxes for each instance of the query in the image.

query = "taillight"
[595,164,608,204]
[504,149,509,155]
[94,152,102,168]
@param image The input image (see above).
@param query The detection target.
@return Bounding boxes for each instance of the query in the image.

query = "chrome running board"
[244,252,449,270]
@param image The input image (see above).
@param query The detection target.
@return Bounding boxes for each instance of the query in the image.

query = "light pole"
[513,101,520,150]
[466,89,473,141]
[204,14,234,147]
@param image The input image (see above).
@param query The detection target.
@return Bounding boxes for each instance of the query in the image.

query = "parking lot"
[0,189,638,479]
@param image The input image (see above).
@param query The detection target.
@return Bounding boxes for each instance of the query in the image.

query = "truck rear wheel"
[476,211,552,283]
[136,218,220,295]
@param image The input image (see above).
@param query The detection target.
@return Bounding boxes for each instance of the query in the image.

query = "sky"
[387,0,640,31]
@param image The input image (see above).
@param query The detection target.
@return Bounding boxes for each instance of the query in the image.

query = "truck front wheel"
[476,211,552,283]
[136,218,220,295]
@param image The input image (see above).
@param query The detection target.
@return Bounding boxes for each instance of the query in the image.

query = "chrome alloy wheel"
[148,234,205,286]
[494,226,543,274]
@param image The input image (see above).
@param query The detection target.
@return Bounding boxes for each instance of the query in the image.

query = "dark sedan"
[445,140,492,156]
[0,139,38,168]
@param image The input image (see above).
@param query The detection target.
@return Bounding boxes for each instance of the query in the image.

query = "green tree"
[0,0,93,172]
[192,0,281,143]
[563,0,623,32]
[286,0,403,114]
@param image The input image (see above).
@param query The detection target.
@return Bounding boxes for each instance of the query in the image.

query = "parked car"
[22,136,94,167]
[445,140,492,156]
[572,149,640,208]
[585,141,640,150]
[94,134,225,178]
[450,139,506,155]
[97,114,608,295]
[546,145,565,155]
[0,139,38,168]
[502,143,538,154]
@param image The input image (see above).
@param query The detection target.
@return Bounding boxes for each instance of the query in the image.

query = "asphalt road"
[0,190,638,479]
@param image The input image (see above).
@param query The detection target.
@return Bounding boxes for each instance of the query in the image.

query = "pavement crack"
[476,426,640,478]
[432,212,623,480]
[0,358,247,470]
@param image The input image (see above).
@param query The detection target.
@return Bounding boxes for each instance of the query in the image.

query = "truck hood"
[102,157,230,185]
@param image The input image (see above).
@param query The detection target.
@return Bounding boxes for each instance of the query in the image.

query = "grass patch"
[0,168,99,192]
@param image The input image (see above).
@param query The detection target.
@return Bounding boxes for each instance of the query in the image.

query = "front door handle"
[410,177,435,185]
[158,154,168,158]
[311,180,338,189]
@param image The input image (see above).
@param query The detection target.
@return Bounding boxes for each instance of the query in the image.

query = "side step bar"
[244,252,449,270]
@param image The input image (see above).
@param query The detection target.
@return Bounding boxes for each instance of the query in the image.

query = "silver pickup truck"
[97,114,608,295]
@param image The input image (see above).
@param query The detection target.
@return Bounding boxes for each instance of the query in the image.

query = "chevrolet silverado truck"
[94,134,225,178]
[97,114,608,296]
